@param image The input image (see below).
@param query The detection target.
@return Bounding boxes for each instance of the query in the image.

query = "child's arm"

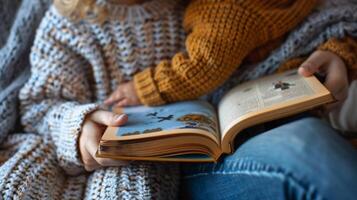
[129,0,317,106]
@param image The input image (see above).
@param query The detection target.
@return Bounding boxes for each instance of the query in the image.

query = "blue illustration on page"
[116,101,218,137]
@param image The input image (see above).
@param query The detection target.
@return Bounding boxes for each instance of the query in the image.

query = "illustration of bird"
[274,81,295,90]
[146,112,158,117]
[157,115,174,122]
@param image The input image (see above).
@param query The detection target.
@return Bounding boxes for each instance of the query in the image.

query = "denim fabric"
[182,117,357,200]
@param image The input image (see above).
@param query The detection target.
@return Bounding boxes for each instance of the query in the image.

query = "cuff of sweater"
[318,37,357,81]
[57,103,99,175]
[134,68,166,106]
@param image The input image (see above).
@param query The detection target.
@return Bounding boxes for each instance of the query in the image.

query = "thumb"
[89,110,128,126]
[298,51,328,77]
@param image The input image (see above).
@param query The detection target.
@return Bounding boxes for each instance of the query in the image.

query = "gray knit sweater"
[1,0,182,199]
[19,0,185,175]
[1,0,357,199]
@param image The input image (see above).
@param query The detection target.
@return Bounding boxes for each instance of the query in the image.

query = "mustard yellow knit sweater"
[134,0,318,105]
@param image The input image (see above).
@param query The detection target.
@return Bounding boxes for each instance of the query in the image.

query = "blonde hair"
[53,0,107,23]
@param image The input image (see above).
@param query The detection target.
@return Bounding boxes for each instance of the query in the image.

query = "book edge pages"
[101,127,220,145]
[96,151,217,162]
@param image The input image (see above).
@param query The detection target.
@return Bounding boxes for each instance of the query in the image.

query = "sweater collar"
[98,0,178,23]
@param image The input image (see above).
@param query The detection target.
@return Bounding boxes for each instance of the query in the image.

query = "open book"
[97,70,334,162]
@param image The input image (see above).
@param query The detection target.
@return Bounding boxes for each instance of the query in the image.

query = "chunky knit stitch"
[2,0,357,199]
[133,0,317,105]
[0,134,179,199]
[0,0,51,143]
[274,36,357,77]
[241,0,357,81]
[19,0,185,175]
[2,0,182,199]
[209,0,357,104]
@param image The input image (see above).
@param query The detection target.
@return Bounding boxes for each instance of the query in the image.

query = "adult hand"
[298,50,349,112]
[104,81,141,107]
[80,110,129,171]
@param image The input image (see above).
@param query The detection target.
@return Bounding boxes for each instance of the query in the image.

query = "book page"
[107,100,220,140]
[218,70,315,138]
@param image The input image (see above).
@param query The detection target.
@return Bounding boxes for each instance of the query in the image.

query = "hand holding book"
[80,110,130,171]
[96,69,334,162]
[298,50,348,111]
[104,81,141,108]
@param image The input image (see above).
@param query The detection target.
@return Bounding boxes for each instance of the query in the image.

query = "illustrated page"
[115,101,220,139]
[218,70,315,138]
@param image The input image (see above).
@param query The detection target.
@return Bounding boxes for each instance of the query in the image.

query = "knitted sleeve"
[19,14,98,175]
[134,0,317,105]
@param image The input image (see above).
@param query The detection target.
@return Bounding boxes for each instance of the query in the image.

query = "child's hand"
[298,50,349,112]
[104,81,141,107]
[79,110,129,171]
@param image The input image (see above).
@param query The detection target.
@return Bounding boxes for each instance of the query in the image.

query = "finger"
[322,58,348,113]
[104,90,125,105]
[324,59,349,102]
[324,101,344,113]
[89,110,128,126]
[84,163,101,172]
[83,150,101,172]
[81,145,100,172]
[298,51,329,76]
[81,121,102,171]
[114,99,130,108]
[85,136,129,167]
[95,157,130,167]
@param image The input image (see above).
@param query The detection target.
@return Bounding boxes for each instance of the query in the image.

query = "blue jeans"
[182,117,357,200]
